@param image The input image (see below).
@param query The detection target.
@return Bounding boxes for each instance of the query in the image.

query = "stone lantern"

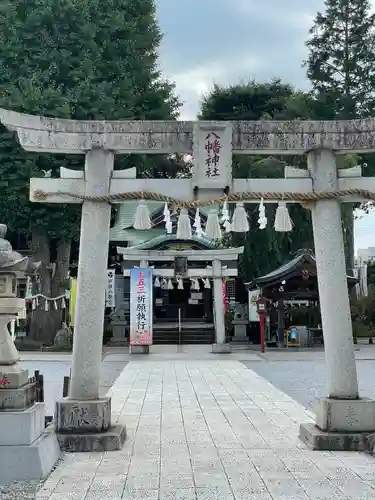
[0,224,59,483]
[0,223,28,369]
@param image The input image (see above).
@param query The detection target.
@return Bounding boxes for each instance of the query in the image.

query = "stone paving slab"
[19,354,128,416]
[36,360,375,499]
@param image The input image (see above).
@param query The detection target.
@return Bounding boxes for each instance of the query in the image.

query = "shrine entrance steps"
[153,322,215,344]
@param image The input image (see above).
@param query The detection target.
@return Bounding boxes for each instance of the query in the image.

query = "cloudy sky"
[156,0,375,253]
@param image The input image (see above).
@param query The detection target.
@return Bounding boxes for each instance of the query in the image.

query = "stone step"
[153,329,215,345]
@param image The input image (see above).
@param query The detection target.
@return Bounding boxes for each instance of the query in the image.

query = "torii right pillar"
[300,148,374,451]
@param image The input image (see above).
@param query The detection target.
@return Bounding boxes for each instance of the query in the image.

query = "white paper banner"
[25,277,33,299]
[18,308,27,320]
[10,319,15,341]
[248,289,260,322]
[106,269,116,307]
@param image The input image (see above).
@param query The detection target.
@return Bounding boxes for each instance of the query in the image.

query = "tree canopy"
[0,0,180,341]
[304,0,375,268]
[199,80,315,281]
[0,0,180,237]
[200,80,362,280]
[305,0,375,118]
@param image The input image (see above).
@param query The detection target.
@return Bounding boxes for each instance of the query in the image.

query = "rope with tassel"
[32,188,375,205]
[33,187,374,237]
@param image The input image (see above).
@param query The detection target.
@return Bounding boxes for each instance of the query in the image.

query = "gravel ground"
[0,457,64,500]
[0,357,127,499]
[241,358,375,409]
[0,481,43,500]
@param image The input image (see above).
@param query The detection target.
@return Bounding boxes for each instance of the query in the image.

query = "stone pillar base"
[0,404,60,483]
[57,424,126,452]
[231,324,249,344]
[212,343,232,354]
[231,336,249,344]
[0,402,45,445]
[0,364,29,388]
[0,382,36,410]
[299,422,368,451]
[299,397,375,451]
[108,338,128,346]
[55,396,126,452]
[130,345,150,354]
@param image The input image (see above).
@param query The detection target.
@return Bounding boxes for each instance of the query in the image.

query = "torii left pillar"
[54,151,127,452]
[59,151,127,452]
[0,114,127,451]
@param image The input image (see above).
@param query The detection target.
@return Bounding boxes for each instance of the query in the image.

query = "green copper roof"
[128,233,215,250]
[113,228,165,246]
[111,201,162,231]
[109,201,220,244]
[248,253,357,289]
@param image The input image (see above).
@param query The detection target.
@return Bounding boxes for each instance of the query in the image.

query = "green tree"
[0,0,180,342]
[199,81,315,281]
[305,0,375,270]
[305,0,375,118]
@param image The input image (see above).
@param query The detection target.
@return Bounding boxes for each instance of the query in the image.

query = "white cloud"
[157,1,321,119]
[168,56,263,120]
[236,0,314,31]
[157,0,375,252]
[355,210,375,252]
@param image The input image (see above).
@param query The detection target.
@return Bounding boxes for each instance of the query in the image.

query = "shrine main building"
[108,200,242,345]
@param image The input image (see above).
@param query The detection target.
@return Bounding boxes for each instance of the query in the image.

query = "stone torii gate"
[1,108,375,452]
[118,246,244,353]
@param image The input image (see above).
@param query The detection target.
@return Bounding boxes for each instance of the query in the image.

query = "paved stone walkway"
[37,360,375,499]
[20,353,128,415]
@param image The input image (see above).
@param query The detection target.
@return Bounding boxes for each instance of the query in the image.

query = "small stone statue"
[53,322,72,349]
[109,306,126,322]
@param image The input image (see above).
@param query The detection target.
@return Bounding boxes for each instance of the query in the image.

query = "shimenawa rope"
[32,188,375,207]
